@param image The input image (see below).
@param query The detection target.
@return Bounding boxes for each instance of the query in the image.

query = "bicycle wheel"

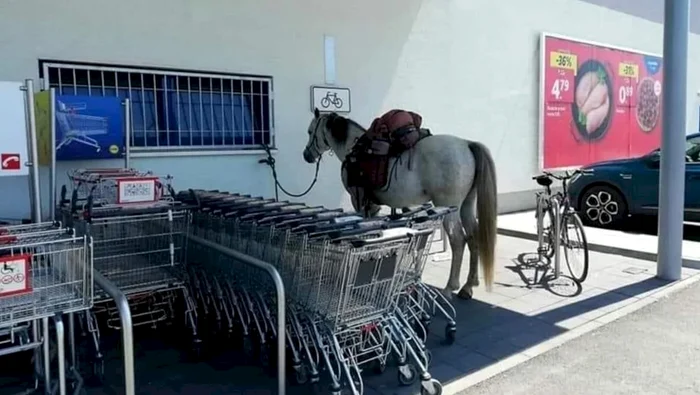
[561,212,589,283]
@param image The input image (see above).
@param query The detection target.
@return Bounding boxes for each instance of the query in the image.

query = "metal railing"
[186,233,286,395]
[93,271,135,395]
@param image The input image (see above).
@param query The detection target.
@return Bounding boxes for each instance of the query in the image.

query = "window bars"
[42,61,274,151]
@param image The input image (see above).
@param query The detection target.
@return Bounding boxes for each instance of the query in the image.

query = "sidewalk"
[73,234,700,394]
[459,277,700,395]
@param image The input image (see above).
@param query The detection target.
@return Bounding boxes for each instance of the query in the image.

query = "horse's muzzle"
[303,148,315,163]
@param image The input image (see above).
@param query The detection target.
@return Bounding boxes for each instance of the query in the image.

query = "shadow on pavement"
[0,261,677,395]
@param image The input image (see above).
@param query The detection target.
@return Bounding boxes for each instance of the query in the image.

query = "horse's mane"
[345,117,367,133]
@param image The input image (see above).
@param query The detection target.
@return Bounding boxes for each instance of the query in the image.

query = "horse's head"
[303,108,350,163]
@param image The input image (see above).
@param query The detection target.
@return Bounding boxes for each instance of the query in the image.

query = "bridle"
[307,115,333,160]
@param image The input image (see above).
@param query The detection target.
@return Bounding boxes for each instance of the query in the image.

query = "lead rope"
[259,143,321,201]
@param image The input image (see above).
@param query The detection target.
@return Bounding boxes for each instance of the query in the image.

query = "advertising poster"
[34,91,51,166]
[54,95,124,161]
[540,33,663,170]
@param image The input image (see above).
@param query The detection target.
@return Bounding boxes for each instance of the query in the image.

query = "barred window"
[40,60,274,151]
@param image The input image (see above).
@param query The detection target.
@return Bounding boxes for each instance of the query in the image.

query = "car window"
[687,137,700,163]
[646,136,700,162]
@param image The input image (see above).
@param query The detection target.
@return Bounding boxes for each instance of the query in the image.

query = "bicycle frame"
[534,178,565,279]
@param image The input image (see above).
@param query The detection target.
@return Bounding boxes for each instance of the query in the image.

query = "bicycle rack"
[552,198,562,279]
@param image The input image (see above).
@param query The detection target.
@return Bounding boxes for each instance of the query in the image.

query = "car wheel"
[580,185,627,228]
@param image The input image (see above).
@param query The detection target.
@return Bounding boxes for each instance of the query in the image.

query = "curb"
[443,270,700,395]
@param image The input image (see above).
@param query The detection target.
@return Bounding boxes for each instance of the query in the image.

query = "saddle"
[344,109,432,207]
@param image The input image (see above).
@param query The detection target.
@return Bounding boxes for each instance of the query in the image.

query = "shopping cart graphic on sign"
[55,100,109,152]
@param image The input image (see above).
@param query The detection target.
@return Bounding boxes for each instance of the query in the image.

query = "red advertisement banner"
[539,33,664,170]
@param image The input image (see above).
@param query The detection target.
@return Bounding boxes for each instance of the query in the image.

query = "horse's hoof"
[441,288,455,300]
[457,288,473,300]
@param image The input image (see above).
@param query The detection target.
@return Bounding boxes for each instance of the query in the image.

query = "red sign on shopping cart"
[0,254,31,298]
[116,177,158,204]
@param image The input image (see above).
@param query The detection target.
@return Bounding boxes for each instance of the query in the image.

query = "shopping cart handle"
[412,206,458,223]
[383,218,411,228]
[388,203,434,220]
[250,205,309,221]
[328,223,386,240]
[257,211,310,225]
[305,216,364,232]
[347,227,415,247]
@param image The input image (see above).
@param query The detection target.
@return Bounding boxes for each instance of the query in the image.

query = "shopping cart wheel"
[329,382,342,395]
[293,364,309,385]
[397,363,418,386]
[372,359,387,375]
[190,338,203,361]
[259,343,271,368]
[91,359,105,385]
[420,378,443,395]
[242,336,254,357]
[445,324,456,345]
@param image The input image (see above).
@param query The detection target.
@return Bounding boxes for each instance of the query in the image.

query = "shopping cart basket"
[64,197,199,382]
[178,190,449,395]
[0,222,93,395]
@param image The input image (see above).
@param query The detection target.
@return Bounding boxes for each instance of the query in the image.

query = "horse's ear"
[326,112,348,142]
[314,107,320,119]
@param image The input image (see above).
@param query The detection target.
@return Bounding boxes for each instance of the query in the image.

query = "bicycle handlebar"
[532,169,593,181]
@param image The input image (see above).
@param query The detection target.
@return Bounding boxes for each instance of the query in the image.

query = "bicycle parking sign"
[0,254,31,298]
[310,86,351,113]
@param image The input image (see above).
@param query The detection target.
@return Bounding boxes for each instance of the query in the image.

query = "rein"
[259,143,321,201]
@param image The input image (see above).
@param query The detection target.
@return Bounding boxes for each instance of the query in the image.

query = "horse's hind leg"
[458,190,480,300]
[442,213,466,299]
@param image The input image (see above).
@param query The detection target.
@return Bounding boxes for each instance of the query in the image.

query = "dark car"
[567,133,700,228]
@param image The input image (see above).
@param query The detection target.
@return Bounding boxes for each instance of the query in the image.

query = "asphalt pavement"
[459,279,700,395]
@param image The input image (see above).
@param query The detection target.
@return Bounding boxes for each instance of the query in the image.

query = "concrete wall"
[0,0,699,220]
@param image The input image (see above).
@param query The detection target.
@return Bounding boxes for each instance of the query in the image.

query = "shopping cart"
[59,171,198,383]
[0,222,93,395]
[55,101,108,152]
[177,189,451,395]
[387,206,458,343]
[63,168,175,210]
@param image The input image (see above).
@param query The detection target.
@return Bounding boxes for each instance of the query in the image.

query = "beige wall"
[0,0,698,217]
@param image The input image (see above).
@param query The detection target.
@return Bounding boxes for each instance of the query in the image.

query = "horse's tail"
[468,141,498,290]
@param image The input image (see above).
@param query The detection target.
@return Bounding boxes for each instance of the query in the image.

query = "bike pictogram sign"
[0,254,31,297]
[310,86,351,113]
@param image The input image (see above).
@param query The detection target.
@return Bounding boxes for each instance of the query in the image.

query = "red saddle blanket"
[344,109,431,201]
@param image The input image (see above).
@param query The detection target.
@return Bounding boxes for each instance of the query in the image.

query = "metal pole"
[536,195,545,251]
[123,98,131,169]
[186,233,286,395]
[93,271,135,395]
[20,79,42,222]
[657,0,689,281]
[552,198,561,279]
[50,88,57,221]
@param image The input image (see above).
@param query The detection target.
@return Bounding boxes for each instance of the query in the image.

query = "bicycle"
[320,91,343,109]
[532,169,590,283]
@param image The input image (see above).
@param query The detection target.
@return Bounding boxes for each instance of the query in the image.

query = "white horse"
[302,109,498,299]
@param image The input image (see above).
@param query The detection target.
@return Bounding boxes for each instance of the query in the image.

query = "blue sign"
[54,95,124,161]
[643,55,662,76]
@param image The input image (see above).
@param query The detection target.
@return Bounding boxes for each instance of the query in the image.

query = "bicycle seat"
[535,175,553,187]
